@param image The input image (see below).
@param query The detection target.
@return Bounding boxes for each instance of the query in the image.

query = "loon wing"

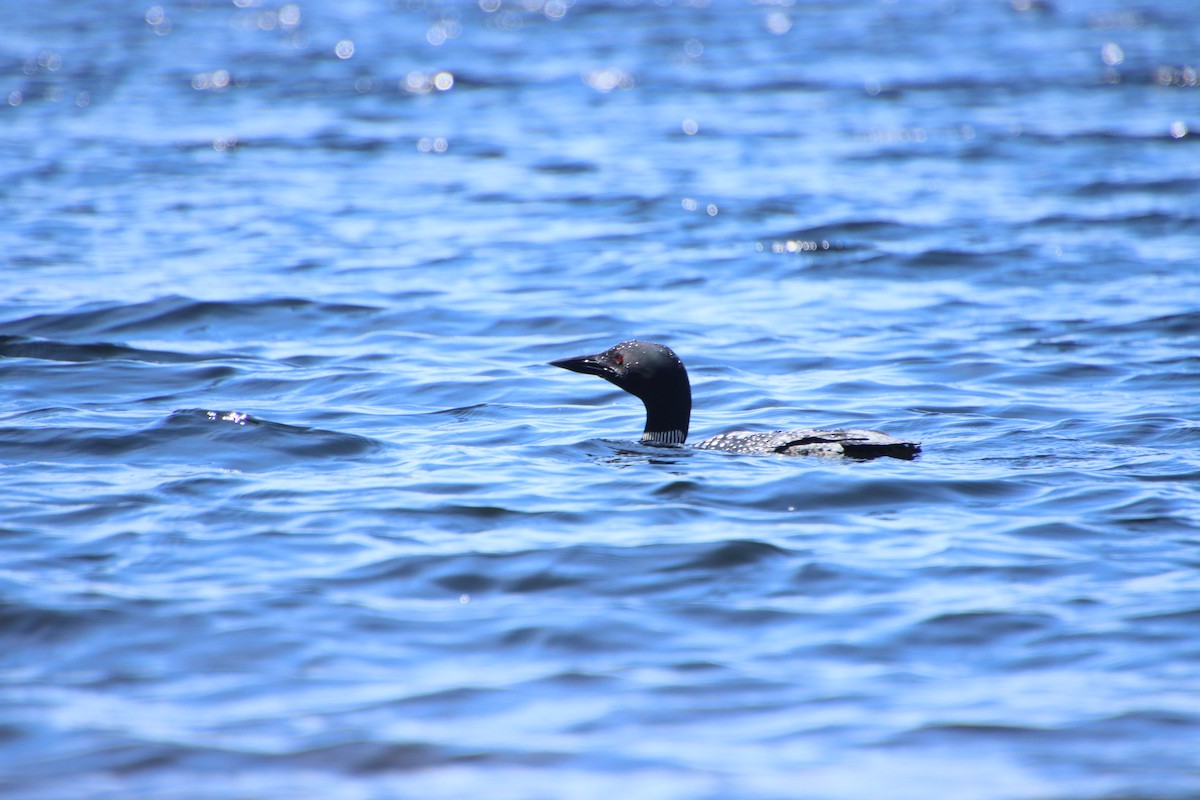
[694,428,920,460]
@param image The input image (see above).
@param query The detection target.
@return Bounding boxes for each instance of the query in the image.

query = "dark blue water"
[4,2,1200,797]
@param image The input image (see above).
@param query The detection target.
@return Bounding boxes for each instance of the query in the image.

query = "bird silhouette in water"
[551,340,920,460]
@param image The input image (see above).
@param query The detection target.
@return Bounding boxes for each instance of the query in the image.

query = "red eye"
[614,353,624,365]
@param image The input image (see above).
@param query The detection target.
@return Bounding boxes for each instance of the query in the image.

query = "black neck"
[640,382,691,444]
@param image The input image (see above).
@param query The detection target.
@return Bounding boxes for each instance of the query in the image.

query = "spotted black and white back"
[694,428,919,460]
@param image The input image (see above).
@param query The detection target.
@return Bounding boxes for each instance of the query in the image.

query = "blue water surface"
[3,1,1200,798]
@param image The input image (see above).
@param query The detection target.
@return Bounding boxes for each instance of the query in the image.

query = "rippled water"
[3,1,1200,798]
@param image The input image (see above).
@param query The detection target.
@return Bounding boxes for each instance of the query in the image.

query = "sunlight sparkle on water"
[192,70,231,90]
[584,67,634,92]
[404,71,455,93]
[765,11,792,35]
[418,136,449,153]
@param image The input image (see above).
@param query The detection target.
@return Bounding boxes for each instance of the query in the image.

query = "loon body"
[550,340,920,460]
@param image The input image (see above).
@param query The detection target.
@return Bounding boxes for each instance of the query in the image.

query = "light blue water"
[3,2,1200,798]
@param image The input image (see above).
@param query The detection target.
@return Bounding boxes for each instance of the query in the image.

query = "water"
[3,1,1200,797]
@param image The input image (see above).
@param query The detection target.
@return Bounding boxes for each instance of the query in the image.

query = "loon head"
[550,340,692,445]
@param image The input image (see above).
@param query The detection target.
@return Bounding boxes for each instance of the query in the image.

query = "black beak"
[549,352,613,379]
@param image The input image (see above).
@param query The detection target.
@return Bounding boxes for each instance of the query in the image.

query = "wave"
[0,335,219,364]
[0,409,381,470]
[0,296,383,339]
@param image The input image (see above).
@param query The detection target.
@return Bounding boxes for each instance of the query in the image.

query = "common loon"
[550,340,920,459]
